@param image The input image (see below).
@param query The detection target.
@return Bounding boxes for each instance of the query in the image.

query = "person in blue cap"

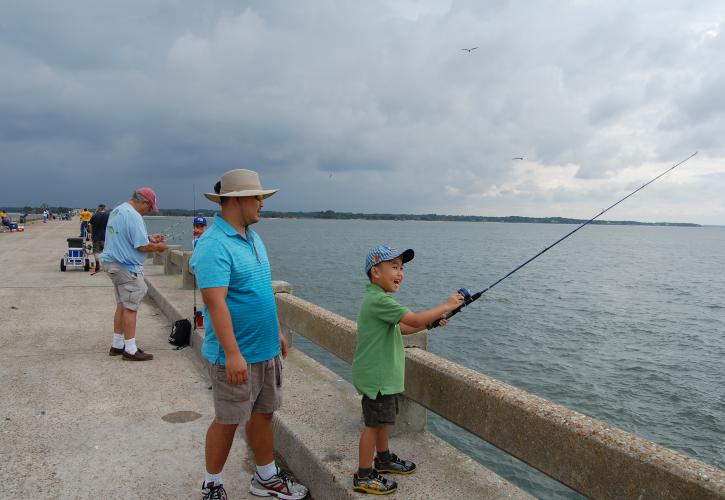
[351,244,464,495]
[192,216,207,249]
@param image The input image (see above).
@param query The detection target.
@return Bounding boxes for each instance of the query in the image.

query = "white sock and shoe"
[250,461,308,499]
[124,338,138,355]
[204,471,223,487]
[112,333,124,349]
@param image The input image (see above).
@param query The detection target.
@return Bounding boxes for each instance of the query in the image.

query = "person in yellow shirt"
[79,208,93,238]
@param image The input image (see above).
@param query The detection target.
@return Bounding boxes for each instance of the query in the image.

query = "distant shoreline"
[145,209,702,227]
[2,206,705,227]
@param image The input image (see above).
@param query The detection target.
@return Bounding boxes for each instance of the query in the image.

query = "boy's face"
[370,257,405,293]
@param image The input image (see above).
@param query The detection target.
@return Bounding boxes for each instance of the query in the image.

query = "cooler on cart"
[61,237,91,272]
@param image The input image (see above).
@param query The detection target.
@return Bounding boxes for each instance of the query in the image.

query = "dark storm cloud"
[0,1,723,223]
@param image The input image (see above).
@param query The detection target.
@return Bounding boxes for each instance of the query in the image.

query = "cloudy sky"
[1,1,724,224]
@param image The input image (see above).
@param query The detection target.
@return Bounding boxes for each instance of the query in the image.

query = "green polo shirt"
[352,283,411,399]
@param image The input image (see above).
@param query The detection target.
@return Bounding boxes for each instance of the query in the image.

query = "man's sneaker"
[374,453,417,475]
[352,470,397,495]
[109,346,124,356]
[201,482,227,500]
[249,466,308,499]
[121,348,154,361]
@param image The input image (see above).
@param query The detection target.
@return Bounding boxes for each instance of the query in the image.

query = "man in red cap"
[100,187,167,361]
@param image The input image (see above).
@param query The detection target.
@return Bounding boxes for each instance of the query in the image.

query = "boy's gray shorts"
[105,262,147,311]
[208,356,283,425]
[362,393,400,427]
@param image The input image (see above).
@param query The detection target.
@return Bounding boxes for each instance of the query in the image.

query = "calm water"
[146,216,725,498]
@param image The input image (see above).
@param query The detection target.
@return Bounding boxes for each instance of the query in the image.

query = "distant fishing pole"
[192,183,201,330]
[429,151,698,329]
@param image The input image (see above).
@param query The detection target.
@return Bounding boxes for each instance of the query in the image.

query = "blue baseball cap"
[193,216,207,226]
[364,245,414,274]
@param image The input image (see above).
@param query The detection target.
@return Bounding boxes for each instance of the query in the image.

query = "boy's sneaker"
[249,466,308,499]
[201,482,227,500]
[352,470,397,495]
[374,453,417,475]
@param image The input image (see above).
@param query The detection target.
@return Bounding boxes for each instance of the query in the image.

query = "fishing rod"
[192,183,200,331]
[429,151,698,329]
[161,219,185,241]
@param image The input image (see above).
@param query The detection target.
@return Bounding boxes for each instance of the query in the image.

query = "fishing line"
[429,151,698,329]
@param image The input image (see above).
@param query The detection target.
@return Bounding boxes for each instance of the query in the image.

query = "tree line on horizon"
[1,206,700,227]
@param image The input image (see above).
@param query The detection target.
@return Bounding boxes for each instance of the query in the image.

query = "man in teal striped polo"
[190,169,308,500]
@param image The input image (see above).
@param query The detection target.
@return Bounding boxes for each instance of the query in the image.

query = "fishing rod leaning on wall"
[429,151,698,329]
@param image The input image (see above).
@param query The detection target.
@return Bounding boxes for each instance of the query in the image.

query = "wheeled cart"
[60,237,91,272]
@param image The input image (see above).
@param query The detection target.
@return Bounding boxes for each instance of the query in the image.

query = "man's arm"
[201,286,248,384]
[278,320,288,359]
[137,240,168,253]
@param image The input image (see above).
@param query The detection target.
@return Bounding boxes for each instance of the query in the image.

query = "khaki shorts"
[105,262,147,311]
[208,356,283,425]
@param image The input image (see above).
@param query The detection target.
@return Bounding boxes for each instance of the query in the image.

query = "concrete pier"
[1,221,263,498]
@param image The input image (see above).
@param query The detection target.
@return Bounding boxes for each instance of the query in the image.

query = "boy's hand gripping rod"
[429,152,698,329]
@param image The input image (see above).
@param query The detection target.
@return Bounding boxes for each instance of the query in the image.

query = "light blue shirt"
[100,202,149,273]
[189,214,280,365]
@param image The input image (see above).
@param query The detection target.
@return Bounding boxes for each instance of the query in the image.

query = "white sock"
[124,338,138,355]
[204,471,223,487]
[112,333,124,349]
[256,461,277,480]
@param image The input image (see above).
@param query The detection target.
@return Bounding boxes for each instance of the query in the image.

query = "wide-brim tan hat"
[204,169,279,204]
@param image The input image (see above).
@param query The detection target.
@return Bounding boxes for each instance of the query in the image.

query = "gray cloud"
[1,0,723,224]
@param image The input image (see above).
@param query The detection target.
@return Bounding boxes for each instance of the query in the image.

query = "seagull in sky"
[461,47,478,53]
[512,156,524,160]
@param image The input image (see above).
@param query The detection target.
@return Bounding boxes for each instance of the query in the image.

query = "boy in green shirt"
[352,245,464,495]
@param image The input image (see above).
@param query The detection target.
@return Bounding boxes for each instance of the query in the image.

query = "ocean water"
[146,216,725,498]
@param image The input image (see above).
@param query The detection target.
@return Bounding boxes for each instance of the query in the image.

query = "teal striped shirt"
[190,215,280,365]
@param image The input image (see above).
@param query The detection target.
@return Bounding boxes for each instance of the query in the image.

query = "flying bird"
[461,47,478,53]
[512,157,524,160]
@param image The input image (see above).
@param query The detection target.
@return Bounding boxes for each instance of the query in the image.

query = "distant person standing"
[79,208,92,237]
[89,204,109,272]
[192,216,207,249]
[101,188,167,361]
[190,169,308,499]
[42,209,49,223]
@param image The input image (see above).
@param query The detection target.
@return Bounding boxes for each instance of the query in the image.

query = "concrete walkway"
[0,221,257,498]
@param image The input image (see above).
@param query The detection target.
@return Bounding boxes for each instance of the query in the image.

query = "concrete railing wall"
[157,246,197,290]
[274,292,725,499]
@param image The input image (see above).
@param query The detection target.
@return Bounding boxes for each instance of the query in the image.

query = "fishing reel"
[457,287,472,303]
[428,287,474,330]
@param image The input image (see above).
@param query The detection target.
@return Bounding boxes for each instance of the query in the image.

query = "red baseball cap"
[136,187,159,212]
